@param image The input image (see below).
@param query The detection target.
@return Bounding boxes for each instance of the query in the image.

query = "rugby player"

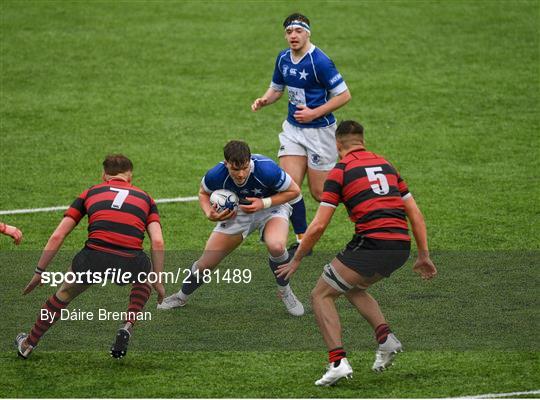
[158,140,305,316]
[252,13,352,253]
[15,155,165,359]
[276,121,437,385]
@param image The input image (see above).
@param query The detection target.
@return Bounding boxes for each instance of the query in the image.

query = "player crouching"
[158,140,305,316]
[15,155,165,359]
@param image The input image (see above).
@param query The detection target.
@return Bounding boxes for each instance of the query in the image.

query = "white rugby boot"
[157,292,188,310]
[315,358,353,386]
[372,333,403,372]
[277,288,305,316]
[15,332,33,359]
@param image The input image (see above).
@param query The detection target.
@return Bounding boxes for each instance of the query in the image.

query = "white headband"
[285,20,311,33]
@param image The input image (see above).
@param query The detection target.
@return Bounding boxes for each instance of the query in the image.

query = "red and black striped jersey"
[64,178,160,256]
[320,150,411,241]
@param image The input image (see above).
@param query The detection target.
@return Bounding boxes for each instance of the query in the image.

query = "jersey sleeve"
[397,174,411,200]
[201,164,224,193]
[315,53,347,97]
[388,162,411,200]
[270,53,285,92]
[64,189,88,224]
[261,161,291,192]
[320,164,345,207]
[146,197,161,225]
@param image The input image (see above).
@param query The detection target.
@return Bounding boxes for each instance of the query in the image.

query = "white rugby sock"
[277,283,291,294]
[269,250,289,264]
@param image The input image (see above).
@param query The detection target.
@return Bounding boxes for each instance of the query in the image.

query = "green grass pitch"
[1,0,539,398]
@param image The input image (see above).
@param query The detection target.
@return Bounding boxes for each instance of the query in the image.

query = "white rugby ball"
[210,189,239,212]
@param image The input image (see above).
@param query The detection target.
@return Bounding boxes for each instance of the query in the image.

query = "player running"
[158,140,305,316]
[251,13,351,253]
[15,155,165,359]
[276,121,437,386]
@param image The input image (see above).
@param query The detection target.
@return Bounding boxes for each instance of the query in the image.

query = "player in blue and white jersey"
[252,13,351,253]
[158,141,305,316]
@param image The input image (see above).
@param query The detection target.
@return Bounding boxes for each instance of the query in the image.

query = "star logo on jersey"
[240,189,249,195]
[299,69,309,80]
[252,188,262,195]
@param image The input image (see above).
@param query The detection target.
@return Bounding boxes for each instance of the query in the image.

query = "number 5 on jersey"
[365,167,389,195]
[110,188,129,209]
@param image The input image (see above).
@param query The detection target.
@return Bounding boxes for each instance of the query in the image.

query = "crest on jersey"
[282,65,289,77]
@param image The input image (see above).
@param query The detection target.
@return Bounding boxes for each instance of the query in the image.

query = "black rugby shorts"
[336,235,410,278]
[71,247,151,285]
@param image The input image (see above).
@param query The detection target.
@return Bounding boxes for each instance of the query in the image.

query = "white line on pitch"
[0,196,199,216]
[445,389,540,399]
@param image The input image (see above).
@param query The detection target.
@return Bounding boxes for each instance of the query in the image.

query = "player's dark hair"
[283,13,310,28]
[103,154,133,175]
[224,141,251,166]
[336,120,364,140]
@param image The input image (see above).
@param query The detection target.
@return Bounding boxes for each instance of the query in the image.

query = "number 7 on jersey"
[110,188,129,209]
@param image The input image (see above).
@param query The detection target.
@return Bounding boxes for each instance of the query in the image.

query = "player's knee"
[309,186,323,202]
[56,287,73,303]
[310,284,326,304]
[266,240,286,257]
[310,288,319,305]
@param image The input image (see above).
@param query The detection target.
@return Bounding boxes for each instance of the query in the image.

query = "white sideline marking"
[447,389,540,398]
[0,196,199,216]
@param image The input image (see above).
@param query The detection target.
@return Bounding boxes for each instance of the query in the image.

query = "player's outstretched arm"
[198,185,236,221]
[251,87,283,111]
[0,221,23,245]
[23,217,77,295]
[403,196,437,280]
[147,221,165,304]
[275,204,336,280]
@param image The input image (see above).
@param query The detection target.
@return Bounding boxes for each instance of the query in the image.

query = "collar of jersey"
[106,178,130,186]
[343,148,367,159]
[290,44,316,65]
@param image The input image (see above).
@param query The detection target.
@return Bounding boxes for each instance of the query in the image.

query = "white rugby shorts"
[277,120,338,171]
[213,203,292,239]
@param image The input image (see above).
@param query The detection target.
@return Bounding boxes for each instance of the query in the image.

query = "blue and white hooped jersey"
[271,44,348,128]
[201,154,292,200]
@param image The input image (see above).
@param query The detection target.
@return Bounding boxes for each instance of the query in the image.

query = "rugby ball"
[210,189,239,212]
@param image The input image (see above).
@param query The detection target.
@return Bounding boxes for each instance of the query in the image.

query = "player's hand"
[275,259,300,280]
[294,104,318,123]
[153,282,165,304]
[251,98,267,112]
[23,273,43,295]
[413,254,437,280]
[239,197,263,213]
[206,204,236,221]
[2,224,23,245]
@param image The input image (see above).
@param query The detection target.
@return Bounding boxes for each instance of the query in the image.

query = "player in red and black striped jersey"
[277,121,437,386]
[15,155,165,360]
